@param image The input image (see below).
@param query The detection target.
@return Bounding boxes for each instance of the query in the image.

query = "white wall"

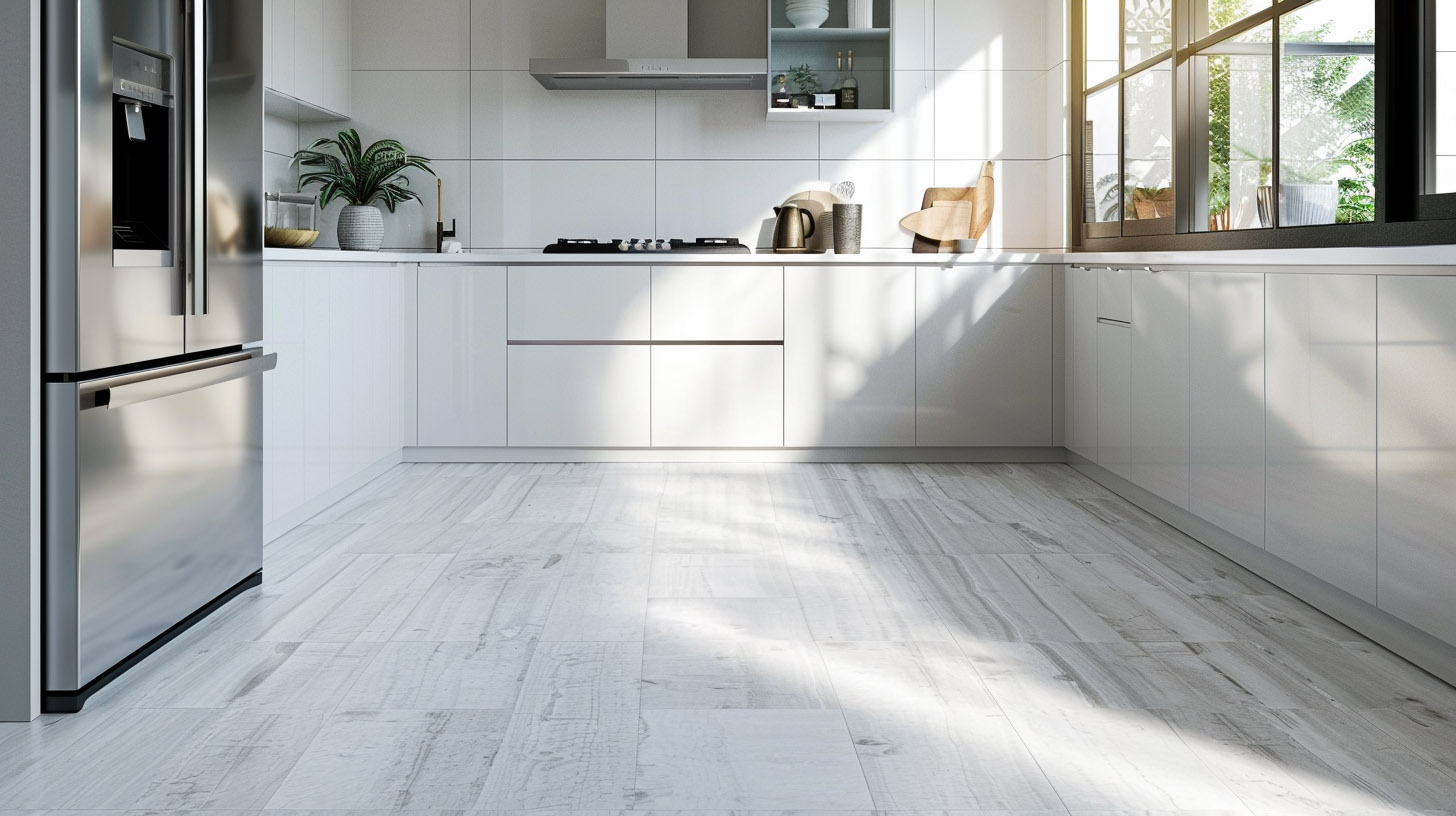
[292,0,1069,251]
[0,0,42,723]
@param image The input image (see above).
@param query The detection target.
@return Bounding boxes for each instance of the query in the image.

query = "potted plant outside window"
[291,129,434,251]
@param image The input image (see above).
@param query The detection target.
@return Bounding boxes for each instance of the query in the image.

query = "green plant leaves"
[291,128,436,212]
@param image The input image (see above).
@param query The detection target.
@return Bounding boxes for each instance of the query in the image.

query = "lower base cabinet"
[652,345,784,447]
[1266,273,1377,604]
[1096,321,1131,479]
[915,266,1053,446]
[784,266,915,447]
[1378,276,1456,644]
[418,267,507,447]
[507,345,651,447]
[1129,269,1190,509]
[1189,270,1266,548]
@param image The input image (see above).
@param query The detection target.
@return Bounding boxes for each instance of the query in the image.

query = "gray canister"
[832,203,863,254]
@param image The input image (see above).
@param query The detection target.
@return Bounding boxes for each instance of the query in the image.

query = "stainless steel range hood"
[530,0,767,91]
[530,58,766,90]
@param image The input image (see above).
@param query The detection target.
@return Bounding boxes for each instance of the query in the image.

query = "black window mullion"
[1271,1,1281,229]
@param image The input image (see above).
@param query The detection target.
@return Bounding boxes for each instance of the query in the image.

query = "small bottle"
[840,50,859,109]
[831,51,845,98]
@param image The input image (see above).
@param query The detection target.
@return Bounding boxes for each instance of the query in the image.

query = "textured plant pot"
[832,203,862,254]
[1281,182,1339,226]
[337,204,384,251]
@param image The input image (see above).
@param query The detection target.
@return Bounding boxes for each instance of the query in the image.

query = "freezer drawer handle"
[84,352,278,411]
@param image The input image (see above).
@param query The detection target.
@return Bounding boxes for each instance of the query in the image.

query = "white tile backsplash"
[818,159,936,248]
[933,70,1049,161]
[484,160,656,248]
[325,70,472,160]
[493,71,655,160]
[819,71,934,161]
[656,90,819,160]
[352,0,471,70]
[471,0,606,70]
[656,160,821,248]
[935,0,1051,72]
[300,0,1070,250]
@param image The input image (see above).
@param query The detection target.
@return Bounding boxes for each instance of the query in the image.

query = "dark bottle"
[840,50,859,109]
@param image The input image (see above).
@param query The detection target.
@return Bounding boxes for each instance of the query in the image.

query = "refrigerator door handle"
[185,0,208,316]
[81,351,277,411]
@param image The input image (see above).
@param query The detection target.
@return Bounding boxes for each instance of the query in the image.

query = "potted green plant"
[291,129,434,251]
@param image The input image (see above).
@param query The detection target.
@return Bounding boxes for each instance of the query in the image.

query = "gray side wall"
[0,0,42,722]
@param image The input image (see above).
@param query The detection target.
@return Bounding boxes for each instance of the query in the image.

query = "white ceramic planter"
[337,204,384,251]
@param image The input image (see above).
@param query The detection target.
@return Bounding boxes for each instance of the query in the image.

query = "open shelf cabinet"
[767,0,894,120]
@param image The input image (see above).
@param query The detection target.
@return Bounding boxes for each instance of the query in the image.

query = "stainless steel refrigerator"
[42,0,274,712]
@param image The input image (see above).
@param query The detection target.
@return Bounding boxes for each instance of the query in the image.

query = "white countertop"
[263,247,1060,265]
[265,243,1456,269]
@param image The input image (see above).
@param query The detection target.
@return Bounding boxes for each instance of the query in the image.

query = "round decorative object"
[785,0,829,28]
[337,204,384,251]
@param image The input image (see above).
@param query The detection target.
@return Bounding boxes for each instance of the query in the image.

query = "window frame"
[1070,0,1456,252]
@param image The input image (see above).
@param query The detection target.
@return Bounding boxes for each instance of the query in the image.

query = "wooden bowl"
[265,227,321,248]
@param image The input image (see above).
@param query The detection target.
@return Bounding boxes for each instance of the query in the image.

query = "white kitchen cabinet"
[652,346,784,447]
[784,266,915,447]
[292,0,323,107]
[509,266,651,341]
[508,345,651,447]
[915,265,1053,447]
[264,0,350,118]
[320,0,351,116]
[1095,320,1131,479]
[1096,267,1132,324]
[265,262,404,533]
[1129,269,1190,509]
[1065,266,1098,459]
[418,267,507,447]
[1378,276,1456,643]
[1265,273,1377,603]
[1189,270,1265,547]
[652,266,784,341]
[267,0,296,99]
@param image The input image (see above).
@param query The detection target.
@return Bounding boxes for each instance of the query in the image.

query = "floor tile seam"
[1347,706,1456,785]
[1145,704,1281,815]
[782,546,881,809]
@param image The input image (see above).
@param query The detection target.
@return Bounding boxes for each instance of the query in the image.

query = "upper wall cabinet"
[767,0,894,121]
[265,0,351,120]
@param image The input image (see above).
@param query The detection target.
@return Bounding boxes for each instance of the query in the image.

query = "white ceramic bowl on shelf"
[785,0,829,28]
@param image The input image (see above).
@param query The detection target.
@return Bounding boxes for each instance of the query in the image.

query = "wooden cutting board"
[969,162,996,240]
[900,201,974,242]
[913,186,975,253]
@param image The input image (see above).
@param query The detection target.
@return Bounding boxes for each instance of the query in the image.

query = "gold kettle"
[772,203,817,252]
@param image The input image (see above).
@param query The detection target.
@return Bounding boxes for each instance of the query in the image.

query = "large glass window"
[1198,22,1274,231]
[1279,0,1376,225]
[1433,0,1455,194]
[1077,0,1414,243]
[1124,60,1175,227]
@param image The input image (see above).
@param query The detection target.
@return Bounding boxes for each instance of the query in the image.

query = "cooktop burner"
[543,237,752,254]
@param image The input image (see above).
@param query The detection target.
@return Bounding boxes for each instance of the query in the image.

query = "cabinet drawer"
[509,266,651,341]
[1097,267,1133,324]
[508,345,651,447]
[652,266,784,341]
[652,345,784,447]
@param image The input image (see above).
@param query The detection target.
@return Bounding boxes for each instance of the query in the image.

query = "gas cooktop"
[543,238,752,254]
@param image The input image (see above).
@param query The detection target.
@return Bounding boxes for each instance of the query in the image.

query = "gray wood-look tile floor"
[5,462,1456,814]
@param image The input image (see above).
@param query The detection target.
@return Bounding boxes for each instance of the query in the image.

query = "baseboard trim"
[403,446,1071,464]
[265,452,403,543]
[42,570,262,714]
[1067,452,1456,689]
